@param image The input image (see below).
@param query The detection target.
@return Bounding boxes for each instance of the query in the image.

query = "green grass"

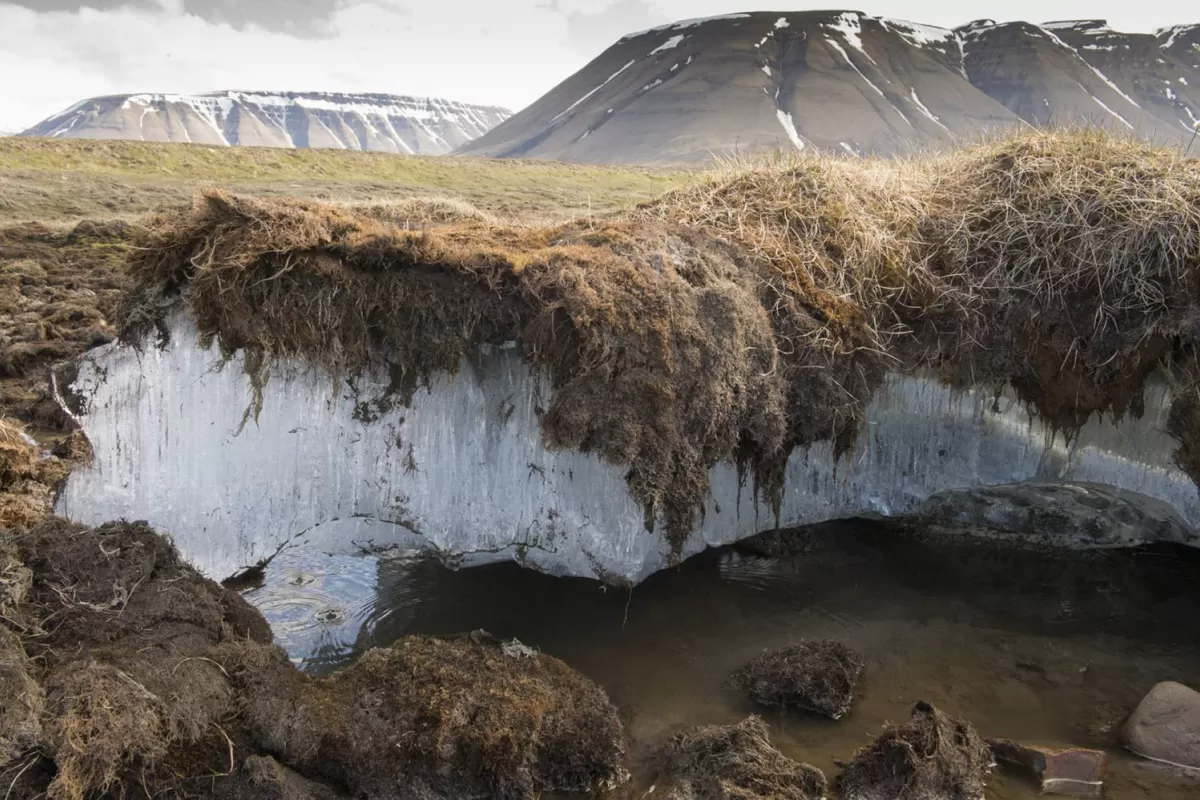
[0,138,687,224]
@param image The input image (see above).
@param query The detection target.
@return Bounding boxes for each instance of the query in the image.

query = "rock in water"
[729,640,864,719]
[837,701,992,800]
[989,739,1106,797]
[658,716,826,800]
[1122,681,1200,769]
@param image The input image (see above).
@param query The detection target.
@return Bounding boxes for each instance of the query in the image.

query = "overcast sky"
[0,0,1194,132]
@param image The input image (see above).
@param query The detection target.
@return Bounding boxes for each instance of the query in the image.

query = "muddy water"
[243,520,1200,798]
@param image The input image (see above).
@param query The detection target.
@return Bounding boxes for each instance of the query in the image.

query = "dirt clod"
[837,701,992,800]
[730,639,864,719]
[658,715,826,800]
[230,629,626,799]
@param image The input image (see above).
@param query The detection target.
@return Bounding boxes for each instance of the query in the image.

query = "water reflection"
[243,520,1200,798]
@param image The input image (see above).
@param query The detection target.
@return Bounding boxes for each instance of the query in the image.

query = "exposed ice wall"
[57,317,1200,583]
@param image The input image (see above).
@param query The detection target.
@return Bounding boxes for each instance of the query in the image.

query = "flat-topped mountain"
[459,11,1200,163]
[20,91,511,155]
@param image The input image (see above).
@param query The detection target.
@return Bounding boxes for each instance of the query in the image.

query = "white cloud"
[0,1,580,131]
[1,0,1196,133]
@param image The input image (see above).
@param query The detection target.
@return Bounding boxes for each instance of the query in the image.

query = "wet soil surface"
[246,519,1200,798]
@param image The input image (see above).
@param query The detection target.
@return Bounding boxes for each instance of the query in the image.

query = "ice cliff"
[55,316,1200,583]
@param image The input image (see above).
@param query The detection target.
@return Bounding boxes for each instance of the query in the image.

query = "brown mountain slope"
[460,11,1199,164]
[962,20,1200,138]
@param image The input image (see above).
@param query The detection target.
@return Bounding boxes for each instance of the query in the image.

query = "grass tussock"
[120,129,1200,551]
[0,220,130,429]
[230,630,625,798]
[837,701,993,800]
[659,716,826,800]
[730,640,864,719]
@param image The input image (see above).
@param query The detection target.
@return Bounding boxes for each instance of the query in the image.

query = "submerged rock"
[658,716,826,800]
[912,482,1195,549]
[1122,681,1200,769]
[837,701,992,800]
[729,639,864,719]
[990,739,1106,797]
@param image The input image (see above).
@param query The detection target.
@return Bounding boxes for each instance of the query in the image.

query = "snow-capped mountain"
[20,91,512,155]
[460,12,1200,164]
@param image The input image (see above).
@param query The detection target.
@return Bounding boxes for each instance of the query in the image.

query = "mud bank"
[0,517,624,800]
[55,130,1200,581]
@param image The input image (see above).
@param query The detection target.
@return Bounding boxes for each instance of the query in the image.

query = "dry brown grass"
[658,716,826,800]
[729,640,864,719]
[122,191,785,546]
[0,220,131,430]
[118,129,1200,551]
[0,417,69,529]
[837,701,993,800]
[229,630,625,799]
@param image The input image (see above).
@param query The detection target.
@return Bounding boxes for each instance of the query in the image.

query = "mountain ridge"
[459,11,1200,164]
[20,91,511,155]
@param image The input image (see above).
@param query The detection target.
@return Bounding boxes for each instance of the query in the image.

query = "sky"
[0,0,1194,132]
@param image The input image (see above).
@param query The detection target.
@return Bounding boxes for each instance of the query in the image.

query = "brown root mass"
[0,517,625,800]
[120,191,785,548]
[0,418,72,529]
[117,130,1200,551]
[837,701,993,800]
[730,639,864,719]
[658,716,826,800]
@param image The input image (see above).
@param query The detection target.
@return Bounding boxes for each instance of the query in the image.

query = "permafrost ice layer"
[57,318,1200,583]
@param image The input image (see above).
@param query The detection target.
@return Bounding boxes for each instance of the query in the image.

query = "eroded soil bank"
[0,517,625,799]
[248,518,1200,799]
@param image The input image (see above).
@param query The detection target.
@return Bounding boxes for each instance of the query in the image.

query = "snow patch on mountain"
[776,109,805,150]
[620,13,751,41]
[650,34,686,55]
[825,12,878,66]
[553,61,636,123]
[23,91,510,155]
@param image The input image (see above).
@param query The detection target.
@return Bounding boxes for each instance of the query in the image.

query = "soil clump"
[657,715,826,800]
[729,639,864,719]
[837,701,992,799]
